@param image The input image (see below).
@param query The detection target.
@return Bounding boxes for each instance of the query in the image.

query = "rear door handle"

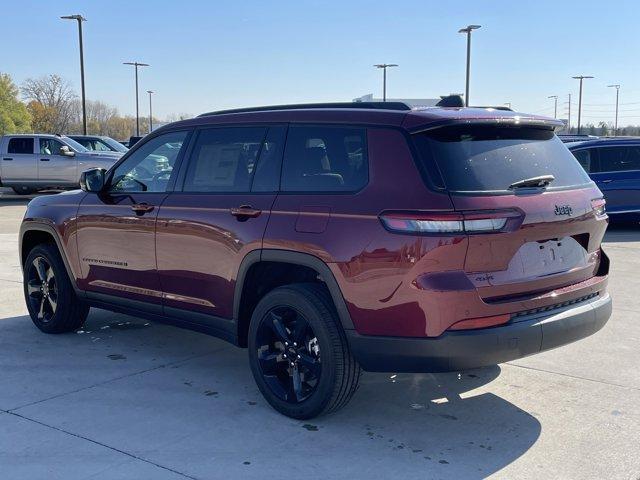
[599,179,613,184]
[40,158,50,162]
[230,205,262,219]
[131,203,155,214]
[2,157,13,161]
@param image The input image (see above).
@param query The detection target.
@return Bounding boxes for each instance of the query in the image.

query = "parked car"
[19,103,611,418]
[558,134,599,143]
[0,134,123,194]
[568,138,640,220]
[68,135,129,154]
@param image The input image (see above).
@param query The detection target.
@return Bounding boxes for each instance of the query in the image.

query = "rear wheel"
[248,283,361,419]
[12,186,37,195]
[23,244,89,333]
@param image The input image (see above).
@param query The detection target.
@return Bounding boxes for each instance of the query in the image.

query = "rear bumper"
[347,293,612,373]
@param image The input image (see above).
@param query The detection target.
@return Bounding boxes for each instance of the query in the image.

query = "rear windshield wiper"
[508,175,555,189]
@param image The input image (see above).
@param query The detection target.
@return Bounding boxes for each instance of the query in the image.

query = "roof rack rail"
[198,101,412,117]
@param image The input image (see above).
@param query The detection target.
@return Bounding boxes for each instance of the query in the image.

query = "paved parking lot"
[0,188,638,479]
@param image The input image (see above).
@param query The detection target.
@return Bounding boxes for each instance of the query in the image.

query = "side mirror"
[80,168,106,192]
[60,145,75,157]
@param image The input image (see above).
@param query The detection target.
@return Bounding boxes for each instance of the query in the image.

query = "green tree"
[0,73,31,134]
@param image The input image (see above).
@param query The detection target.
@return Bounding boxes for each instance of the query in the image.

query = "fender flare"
[233,249,355,331]
[19,221,84,297]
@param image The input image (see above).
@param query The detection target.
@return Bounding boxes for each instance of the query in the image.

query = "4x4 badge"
[554,205,573,216]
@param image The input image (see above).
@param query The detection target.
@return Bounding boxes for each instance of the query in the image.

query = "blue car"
[568,138,640,220]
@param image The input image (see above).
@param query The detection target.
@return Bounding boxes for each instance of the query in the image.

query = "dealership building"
[353,94,440,108]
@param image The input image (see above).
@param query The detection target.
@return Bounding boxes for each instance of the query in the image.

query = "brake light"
[380,209,523,234]
[447,314,511,331]
[591,198,606,217]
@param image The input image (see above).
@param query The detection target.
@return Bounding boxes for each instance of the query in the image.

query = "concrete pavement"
[0,189,638,479]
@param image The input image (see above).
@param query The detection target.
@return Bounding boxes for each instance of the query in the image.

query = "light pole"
[123,61,150,136]
[607,84,620,136]
[373,64,398,102]
[61,14,87,135]
[458,24,481,107]
[548,95,558,119]
[572,75,593,135]
[567,93,572,132]
[147,90,154,133]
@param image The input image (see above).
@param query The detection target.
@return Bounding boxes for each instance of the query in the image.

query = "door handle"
[230,205,262,219]
[599,179,613,184]
[40,158,50,162]
[131,203,155,214]
[2,157,12,161]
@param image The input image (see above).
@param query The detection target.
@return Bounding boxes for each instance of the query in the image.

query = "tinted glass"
[281,125,368,192]
[40,139,64,155]
[61,137,89,152]
[183,127,267,192]
[7,138,34,154]
[110,130,188,193]
[597,147,640,172]
[413,126,592,193]
[572,149,593,172]
[252,126,286,192]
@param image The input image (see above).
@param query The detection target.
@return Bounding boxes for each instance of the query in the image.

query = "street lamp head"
[61,14,86,21]
[374,64,398,69]
[548,95,558,99]
[123,62,150,67]
[147,90,154,94]
[459,24,481,33]
[607,84,620,89]
[572,75,594,80]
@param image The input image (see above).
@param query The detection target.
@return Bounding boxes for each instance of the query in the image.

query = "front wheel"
[24,244,89,333]
[12,186,37,195]
[248,283,361,419]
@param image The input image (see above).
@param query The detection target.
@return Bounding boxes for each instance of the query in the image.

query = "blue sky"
[4,0,640,124]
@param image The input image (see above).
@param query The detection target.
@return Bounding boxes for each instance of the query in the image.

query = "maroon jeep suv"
[20,102,612,419]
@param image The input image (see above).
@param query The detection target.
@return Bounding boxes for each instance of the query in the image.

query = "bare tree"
[21,75,77,133]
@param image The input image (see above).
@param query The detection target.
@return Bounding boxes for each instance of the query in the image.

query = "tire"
[23,243,89,333]
[12,187,37,195]
[248,283,361,419]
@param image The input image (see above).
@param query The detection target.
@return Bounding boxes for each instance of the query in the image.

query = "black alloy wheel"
[26,256,58,323]
[255,306,322,403]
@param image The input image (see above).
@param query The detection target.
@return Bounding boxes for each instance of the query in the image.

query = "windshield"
[412,126,593,193]
[100,137,129,153]
[61,136,90,152]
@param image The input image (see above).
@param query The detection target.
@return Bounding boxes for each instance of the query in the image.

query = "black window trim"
[278,122,370,195]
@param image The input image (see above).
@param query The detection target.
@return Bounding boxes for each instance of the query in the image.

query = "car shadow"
[1,311,541,478]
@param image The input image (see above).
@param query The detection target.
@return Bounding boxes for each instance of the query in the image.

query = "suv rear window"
[8,137,34,154]
[413,126,592,193]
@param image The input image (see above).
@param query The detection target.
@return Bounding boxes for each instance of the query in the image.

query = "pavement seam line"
[7,346,231,413]
[504,362,640,391]
[2,410,199,480]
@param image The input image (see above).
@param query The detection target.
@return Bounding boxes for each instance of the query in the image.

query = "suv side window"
[109,130,188,193]
[281,125,368,192]
[7,137,34,154]
[183,127,267,192]
[573,149,593,172]
[40,138,65,156]
[598,146,640,172]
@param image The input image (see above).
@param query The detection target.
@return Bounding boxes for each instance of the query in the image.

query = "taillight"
[591,198,606,217]
[380,209,523,235]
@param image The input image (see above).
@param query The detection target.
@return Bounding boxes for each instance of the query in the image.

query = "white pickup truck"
[0,134,123,194]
